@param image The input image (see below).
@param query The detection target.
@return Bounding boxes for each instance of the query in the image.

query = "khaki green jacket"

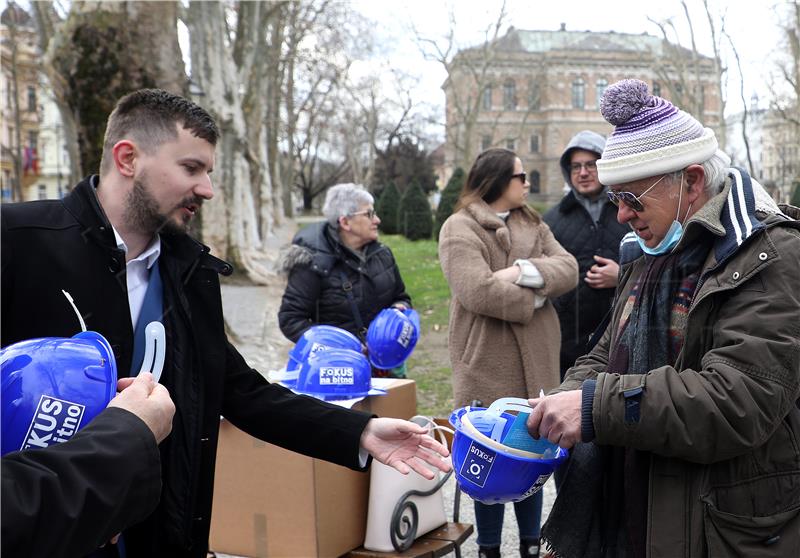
[560,177,800,557]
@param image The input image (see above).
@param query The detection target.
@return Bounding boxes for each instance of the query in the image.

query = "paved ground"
[219,282,555,557]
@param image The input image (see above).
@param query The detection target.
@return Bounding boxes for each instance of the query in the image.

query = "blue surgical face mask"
[637,174,692,256]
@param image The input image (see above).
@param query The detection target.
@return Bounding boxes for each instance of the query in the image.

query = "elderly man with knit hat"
[527,79,800,558]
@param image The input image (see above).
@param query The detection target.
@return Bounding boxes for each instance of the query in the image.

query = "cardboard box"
[209,379,417,558]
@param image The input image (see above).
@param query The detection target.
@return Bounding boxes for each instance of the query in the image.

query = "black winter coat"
[2,408,161,558]
[543,191,628,379]
[0,177,373,558]
[278,222,411,342]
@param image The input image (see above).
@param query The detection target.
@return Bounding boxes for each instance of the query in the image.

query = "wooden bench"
[344,522,474,558]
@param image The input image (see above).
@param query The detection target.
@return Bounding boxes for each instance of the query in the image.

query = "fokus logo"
[459,441,496,487]
[319,366,355,385]
[22,395,86,450]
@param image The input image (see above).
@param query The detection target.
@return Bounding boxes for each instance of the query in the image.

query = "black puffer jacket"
[278,222,411,342]
[543,192,628,378]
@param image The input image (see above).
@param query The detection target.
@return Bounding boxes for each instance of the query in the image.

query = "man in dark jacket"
[0,89,450,558]
[278,183,411,343]
[2,373,174,558]
[544,131,628,380]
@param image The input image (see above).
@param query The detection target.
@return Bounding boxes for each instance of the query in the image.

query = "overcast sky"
[351,0,786,123]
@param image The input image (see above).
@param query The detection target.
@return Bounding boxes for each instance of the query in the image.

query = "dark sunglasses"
[349,209,377,219]
[511,172,527,184]
[606,174,668,212]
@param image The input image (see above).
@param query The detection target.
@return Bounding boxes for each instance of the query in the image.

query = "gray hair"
[665,150,731,197]
[322,183,374,226]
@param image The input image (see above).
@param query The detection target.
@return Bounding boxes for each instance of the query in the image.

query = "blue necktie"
[130,260,163,375]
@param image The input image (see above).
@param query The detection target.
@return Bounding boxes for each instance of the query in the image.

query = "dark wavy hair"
[455,148,536,220]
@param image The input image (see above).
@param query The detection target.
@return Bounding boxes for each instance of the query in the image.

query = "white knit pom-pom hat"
[596,79,718,185]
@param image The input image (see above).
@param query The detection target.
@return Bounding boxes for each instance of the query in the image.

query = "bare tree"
[646,0,726,145]
[769,0,800,127]
[415,1,510,170]
[1,3,28,201]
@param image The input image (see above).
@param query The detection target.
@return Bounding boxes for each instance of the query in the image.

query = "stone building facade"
[443,26,723,204]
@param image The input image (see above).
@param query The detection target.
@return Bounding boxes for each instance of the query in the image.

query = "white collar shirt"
[112,227,161,330]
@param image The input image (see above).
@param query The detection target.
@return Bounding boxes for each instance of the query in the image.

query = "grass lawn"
[381,234,455,417]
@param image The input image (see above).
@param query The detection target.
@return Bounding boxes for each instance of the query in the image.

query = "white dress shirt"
[112,227,161,329]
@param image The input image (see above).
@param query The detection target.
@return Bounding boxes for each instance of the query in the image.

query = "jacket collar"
[63,175,232,282]
[619,168,784,268]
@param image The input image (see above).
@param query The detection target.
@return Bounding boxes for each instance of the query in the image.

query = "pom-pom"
[600,79,651,126]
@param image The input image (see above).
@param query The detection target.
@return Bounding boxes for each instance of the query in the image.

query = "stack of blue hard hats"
[449,397,568,504]
[1,331,118,456]
[295,347,386,401]
[276,325,362,388]
[366,308,420,370]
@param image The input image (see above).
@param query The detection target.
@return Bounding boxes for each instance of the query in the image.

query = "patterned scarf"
[605,237,710,558]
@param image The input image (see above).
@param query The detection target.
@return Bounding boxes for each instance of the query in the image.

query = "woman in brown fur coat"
[439,148,578,558]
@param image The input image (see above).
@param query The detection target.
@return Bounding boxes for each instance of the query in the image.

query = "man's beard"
[124,174,199,236]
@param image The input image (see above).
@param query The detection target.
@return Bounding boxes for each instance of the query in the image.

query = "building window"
[572,78,585,109]
[503,79,516,110]
[27,87,36,112]
[28,131,37,150]
[652,81,661,97]
[482,86,492,110]
[38,184,47,200]
[674,82,683,96]
[481,135,492,151]
[529,135,539,153]
[596,78,608,109]
[530,170,541,193]
[528,81,540,110]
[506,139,515,151]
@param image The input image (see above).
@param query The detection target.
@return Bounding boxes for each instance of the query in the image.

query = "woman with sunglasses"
[279,183,411,376]
[439,148,578,558]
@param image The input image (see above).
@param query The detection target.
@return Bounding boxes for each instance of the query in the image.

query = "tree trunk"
[186,0,273,283]
[41,1,186,177]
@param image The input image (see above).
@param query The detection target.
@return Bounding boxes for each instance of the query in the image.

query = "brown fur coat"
[439,201,578,408]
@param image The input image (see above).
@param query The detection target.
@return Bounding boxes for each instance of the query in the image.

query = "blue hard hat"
[366,308,420,369]
[449,397,569,504]
[283,325,363,388]
[1,331,118,456]
[295,348,386,401]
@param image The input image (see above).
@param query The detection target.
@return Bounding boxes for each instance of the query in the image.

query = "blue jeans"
[474,489,543,548]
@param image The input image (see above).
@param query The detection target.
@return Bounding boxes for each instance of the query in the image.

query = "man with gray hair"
[528,79,800,557]
[279,183,411,373]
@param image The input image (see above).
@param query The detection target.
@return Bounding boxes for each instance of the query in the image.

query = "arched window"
[482,86,492,110]
[572,78,585,109]
[504,79,517,110]
[481,135,492,151]
[529,135,539,153]
[596,78,608,109]
[530,170,541,193]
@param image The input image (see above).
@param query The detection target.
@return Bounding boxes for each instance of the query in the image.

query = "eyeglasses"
[349,209,377,220]
[511,172,527,184]
[569,161,598,174]
[606,174,668,212]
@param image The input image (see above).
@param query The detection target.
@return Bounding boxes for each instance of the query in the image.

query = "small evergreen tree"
[399,181,433,241]
[434,167,466,240]
[376,182,401,234]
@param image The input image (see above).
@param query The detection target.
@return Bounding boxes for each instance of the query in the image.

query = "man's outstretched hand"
[360,418,451,479]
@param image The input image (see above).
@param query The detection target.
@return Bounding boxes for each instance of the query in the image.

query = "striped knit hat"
[596,79,718,185]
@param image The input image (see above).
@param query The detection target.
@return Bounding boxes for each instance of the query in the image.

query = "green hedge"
[399,181,433,241]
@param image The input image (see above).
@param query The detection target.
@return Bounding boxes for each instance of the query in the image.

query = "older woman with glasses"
[279,184,411,375]
[439,148,578,558]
